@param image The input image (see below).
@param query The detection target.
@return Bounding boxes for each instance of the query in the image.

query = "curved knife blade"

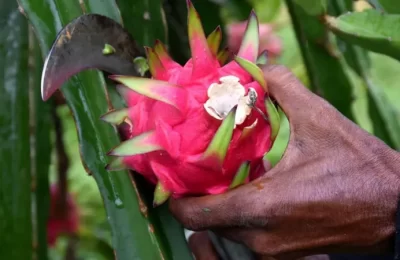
[41,14,145,101]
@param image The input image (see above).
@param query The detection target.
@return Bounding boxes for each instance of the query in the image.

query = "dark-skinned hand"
[169,65,400,260]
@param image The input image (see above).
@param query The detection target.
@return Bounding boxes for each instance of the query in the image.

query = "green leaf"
[325,9,400,61]
[330,0,400,150]
[0,2,32,258]
[286,0,355,121]
[224,0,253,21]
[116,0,167,46]
[81,0,122,22]
[368,0,400,14]
[251,0,282,22]
[31,32,52,260]
[294,0,328,16]
[17,0,169,259]
[367,84,400,149]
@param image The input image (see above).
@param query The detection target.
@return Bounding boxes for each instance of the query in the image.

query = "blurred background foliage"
[2,0,400,259]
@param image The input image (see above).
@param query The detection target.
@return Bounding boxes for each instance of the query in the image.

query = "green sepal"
[100,108,129,125]
[109,75,186,111]
[153,181,171,207]
[105,157,128,171]
[207,26,222,56]
[203,106,236,167]
[234,56,267,91]
[265,97,280,141]
[217,47,230,65]
[229,161,251,189]
[107,131,163,156]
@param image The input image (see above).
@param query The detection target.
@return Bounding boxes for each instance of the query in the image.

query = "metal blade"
[41,14,145,101]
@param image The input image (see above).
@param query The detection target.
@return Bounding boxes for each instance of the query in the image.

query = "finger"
[261,65,318,117]
[169,185,266,231]
[187,231,220,260]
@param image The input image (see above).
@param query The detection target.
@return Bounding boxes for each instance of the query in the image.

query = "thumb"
[261,65,317,117]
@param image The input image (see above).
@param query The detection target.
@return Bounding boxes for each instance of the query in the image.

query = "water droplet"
[143,12,150,20]
[114,198,124,208]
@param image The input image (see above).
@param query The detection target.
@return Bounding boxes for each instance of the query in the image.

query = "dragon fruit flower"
[103,0,281,206]
[48,184,79,246]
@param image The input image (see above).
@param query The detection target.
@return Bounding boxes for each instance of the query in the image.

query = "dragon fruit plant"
[102,0,280,205]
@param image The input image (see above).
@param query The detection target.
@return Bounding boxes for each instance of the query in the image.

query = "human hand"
[169,65,400,259]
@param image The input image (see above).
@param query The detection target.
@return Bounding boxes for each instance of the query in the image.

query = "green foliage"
[117,0,167,45]
[326,9,400,62]
[293,0,328,16]
[286,0,355,121]
[0,1,31,258]
[330,0,400,150]
[32,35,53,260]
[368,0,400,14]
